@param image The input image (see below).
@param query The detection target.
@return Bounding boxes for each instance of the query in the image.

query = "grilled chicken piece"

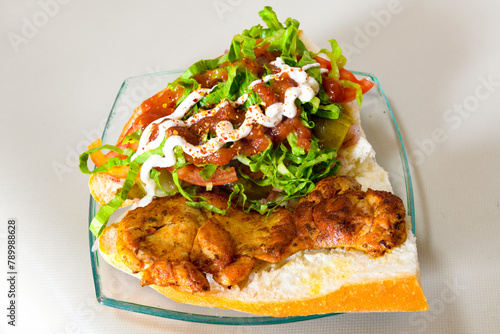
[191,192,295,286]
[190,217,258,287]
[115,194,210,292]
[108,176,406,292]
[112,192,295,290]
[291,176,407,257]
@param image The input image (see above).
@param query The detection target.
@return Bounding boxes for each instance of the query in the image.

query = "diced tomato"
[321,75,345,103]
[313,56,331,71]
[338,68,375,103]
[341,68,375,93]
[88,134,238,184]
[311,59,374,103]
[167,164,237,186]
[342,88,358,103]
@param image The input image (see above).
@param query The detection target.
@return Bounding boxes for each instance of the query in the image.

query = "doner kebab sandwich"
[79,6,428,316]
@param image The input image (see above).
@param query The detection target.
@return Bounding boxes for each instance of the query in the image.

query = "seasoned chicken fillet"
[191,192,295,286]
[292,176,407,256]
[103,176,407,292]
[115,194,210,292]
[111,192,295,290]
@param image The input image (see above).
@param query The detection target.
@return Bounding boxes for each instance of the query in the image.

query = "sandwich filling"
[103,176,407,292]
[79,7,376,238]
[132,58,327,208]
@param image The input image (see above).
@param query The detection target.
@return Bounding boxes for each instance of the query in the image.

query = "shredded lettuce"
[121,128,143,145]
[171,168,243,215]
[340,80,363,106]
[258,6,283,31]
[200,64,259,107]
[79,144,134,175]
[82,6,366,238]
[246,7,307,61]
[235,137,340,214]
[287,132,305,156]
[312,39,346,81]
[228,35,257,62]
[199,164,218,181]
[86,142,167,237]
[297,50,322,82]
[179,57,227,81]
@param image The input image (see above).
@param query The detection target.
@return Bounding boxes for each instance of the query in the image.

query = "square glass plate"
[88,70,415,325]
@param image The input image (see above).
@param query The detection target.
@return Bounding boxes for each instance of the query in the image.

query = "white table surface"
[2,1,500,333]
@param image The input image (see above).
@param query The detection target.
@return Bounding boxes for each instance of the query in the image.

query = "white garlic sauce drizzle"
[133,58,323,207]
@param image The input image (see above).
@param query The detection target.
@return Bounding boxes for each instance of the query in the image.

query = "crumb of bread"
[338,137,393,193]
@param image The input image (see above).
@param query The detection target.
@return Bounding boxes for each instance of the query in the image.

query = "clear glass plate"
[88,70,415,325]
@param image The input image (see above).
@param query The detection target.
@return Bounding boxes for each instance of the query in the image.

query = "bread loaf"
[97,98,428,316]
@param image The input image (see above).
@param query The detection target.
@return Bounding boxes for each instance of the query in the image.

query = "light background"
[1,0,499,333]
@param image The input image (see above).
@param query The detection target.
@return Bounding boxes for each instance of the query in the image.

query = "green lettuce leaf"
[88,142,166,237]
[235,134,340,214]
[340,79,363,106]
[312,39,346,80]
[258,6,283,31]
[228,35,257,62]
[79,144,134,175]
[121,128,143,145]
[200,164,218,181]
